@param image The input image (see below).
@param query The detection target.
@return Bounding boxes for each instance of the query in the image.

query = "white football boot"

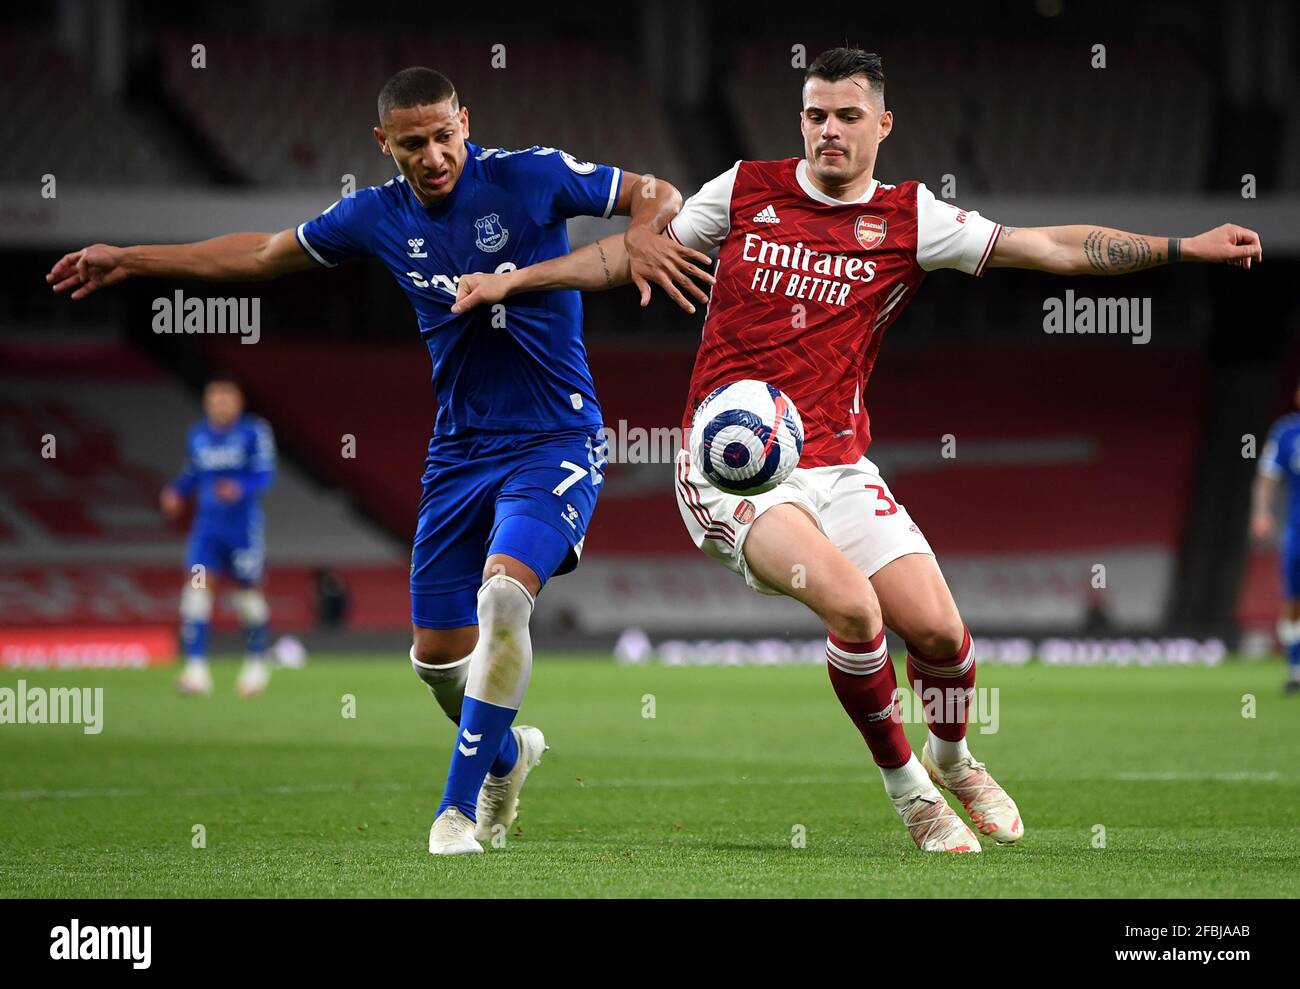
[235,658,271,698]
[890,784,982,853]
[176,660,213,696]
[428,807,484,856]
[922,743,1024,844]
[474,725,548,844]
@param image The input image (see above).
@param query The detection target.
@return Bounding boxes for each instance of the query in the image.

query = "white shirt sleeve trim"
[602,167,623,219]
[295,223,335,269]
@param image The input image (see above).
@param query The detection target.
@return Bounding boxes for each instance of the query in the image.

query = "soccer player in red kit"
[452,47,1262,852]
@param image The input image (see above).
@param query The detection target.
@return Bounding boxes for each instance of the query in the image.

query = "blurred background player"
[454,46,1263,853]
[46,67,708,855]
[161,377,276,697]
[1251,385,1300,693]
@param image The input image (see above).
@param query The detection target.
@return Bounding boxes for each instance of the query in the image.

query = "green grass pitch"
[1,656,1298,898]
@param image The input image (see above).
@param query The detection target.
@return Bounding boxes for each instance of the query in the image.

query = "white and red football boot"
[922,743,1024,844]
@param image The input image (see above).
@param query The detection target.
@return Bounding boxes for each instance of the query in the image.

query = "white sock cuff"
[825,637,889,676]
[478,573,536,612]
[1278,619,1300,645]
[409,646,471,673]
[231,588,269,626]
[180,585,213,622]
[908,634,974,679]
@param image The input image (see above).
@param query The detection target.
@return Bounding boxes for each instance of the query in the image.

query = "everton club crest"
[474,213,509,253]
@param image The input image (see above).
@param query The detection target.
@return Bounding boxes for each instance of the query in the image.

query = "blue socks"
[181,617,210,661]
[245,620,269,657]
[437,696,519,819]
[490,727,519,779]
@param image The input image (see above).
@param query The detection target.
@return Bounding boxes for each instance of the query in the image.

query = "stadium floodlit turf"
[1,657,1297,898]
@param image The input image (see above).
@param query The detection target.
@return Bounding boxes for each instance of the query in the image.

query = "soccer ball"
[691,380,804,495]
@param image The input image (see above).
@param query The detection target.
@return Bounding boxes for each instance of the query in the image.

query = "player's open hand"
[451,272,512,313]
[214,479,243,503]
[1250,510,1277,542]
[159,486,185,520]
[46,244,131,300]
[1186,224,1262,269]
[625,225,714,314]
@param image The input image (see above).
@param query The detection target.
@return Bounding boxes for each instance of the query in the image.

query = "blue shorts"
[1282,526,1300,599]
[410,428,607,629]
[186,515,265,586]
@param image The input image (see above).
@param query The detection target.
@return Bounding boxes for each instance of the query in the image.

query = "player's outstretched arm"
[46,228,316,301]
[1250,472,1278,541]
[987,222,1262,275]
[616,172,714,312]
[452,230,713,314]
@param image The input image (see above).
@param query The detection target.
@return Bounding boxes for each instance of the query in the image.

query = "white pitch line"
[0,770,1289,802]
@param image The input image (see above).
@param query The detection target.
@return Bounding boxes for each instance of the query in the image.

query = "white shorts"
[674,449,934,595]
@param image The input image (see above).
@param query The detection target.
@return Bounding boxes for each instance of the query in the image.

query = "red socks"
[905,626,976,742]
[825,629,911,769]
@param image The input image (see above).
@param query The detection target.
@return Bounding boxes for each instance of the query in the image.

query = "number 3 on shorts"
[553,460,587,496]
[864,483,898,517]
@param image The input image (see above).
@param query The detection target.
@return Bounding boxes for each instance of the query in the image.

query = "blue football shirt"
[295,142,621,439]
[1261,413,1300,527]
[173,415,277,529]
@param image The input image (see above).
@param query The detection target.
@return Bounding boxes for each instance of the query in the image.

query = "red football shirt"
[668,158,1002,467]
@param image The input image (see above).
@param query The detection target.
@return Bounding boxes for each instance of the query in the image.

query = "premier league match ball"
[691,380,804,495]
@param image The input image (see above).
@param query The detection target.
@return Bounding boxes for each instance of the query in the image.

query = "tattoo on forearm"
[597,243,613,289]
[1082,229,1161,273]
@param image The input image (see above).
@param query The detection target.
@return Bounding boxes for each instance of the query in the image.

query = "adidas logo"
[752,205,780,224]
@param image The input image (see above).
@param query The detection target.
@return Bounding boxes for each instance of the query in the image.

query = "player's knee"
[482,554,543,598]
[230,588,269,626]
[907,621,966,660]
[822,595,883,644]
[476,573,535,627]
[411,627,477,667]
[179,585,213,622]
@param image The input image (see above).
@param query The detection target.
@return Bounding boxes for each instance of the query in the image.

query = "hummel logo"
[459,727,482,757]
[752,205,780,224]
[407,237,427,258]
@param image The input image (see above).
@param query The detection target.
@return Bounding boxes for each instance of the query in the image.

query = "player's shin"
[1277,618,1300,684]
[231,588,272,696]
[435,574,534,820]
[910,627,1023,842]
[232,588,270,660]
[410,649,470,724]
[180,585,213,661]
[825,630,926,793]
[906,626,976,767]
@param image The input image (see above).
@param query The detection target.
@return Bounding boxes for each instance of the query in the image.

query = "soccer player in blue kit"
[1252,383,1300,694]
[161,377,277,699]
[47,67,715,854]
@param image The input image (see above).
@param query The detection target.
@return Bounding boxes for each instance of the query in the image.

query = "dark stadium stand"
[726,40,1212,193]
[0,35,189,184]
[159,33,690,190]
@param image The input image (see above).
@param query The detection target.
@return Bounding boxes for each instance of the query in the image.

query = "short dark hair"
[377,67,458,124]
[205,375,241,393]
[805,48,885,102]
